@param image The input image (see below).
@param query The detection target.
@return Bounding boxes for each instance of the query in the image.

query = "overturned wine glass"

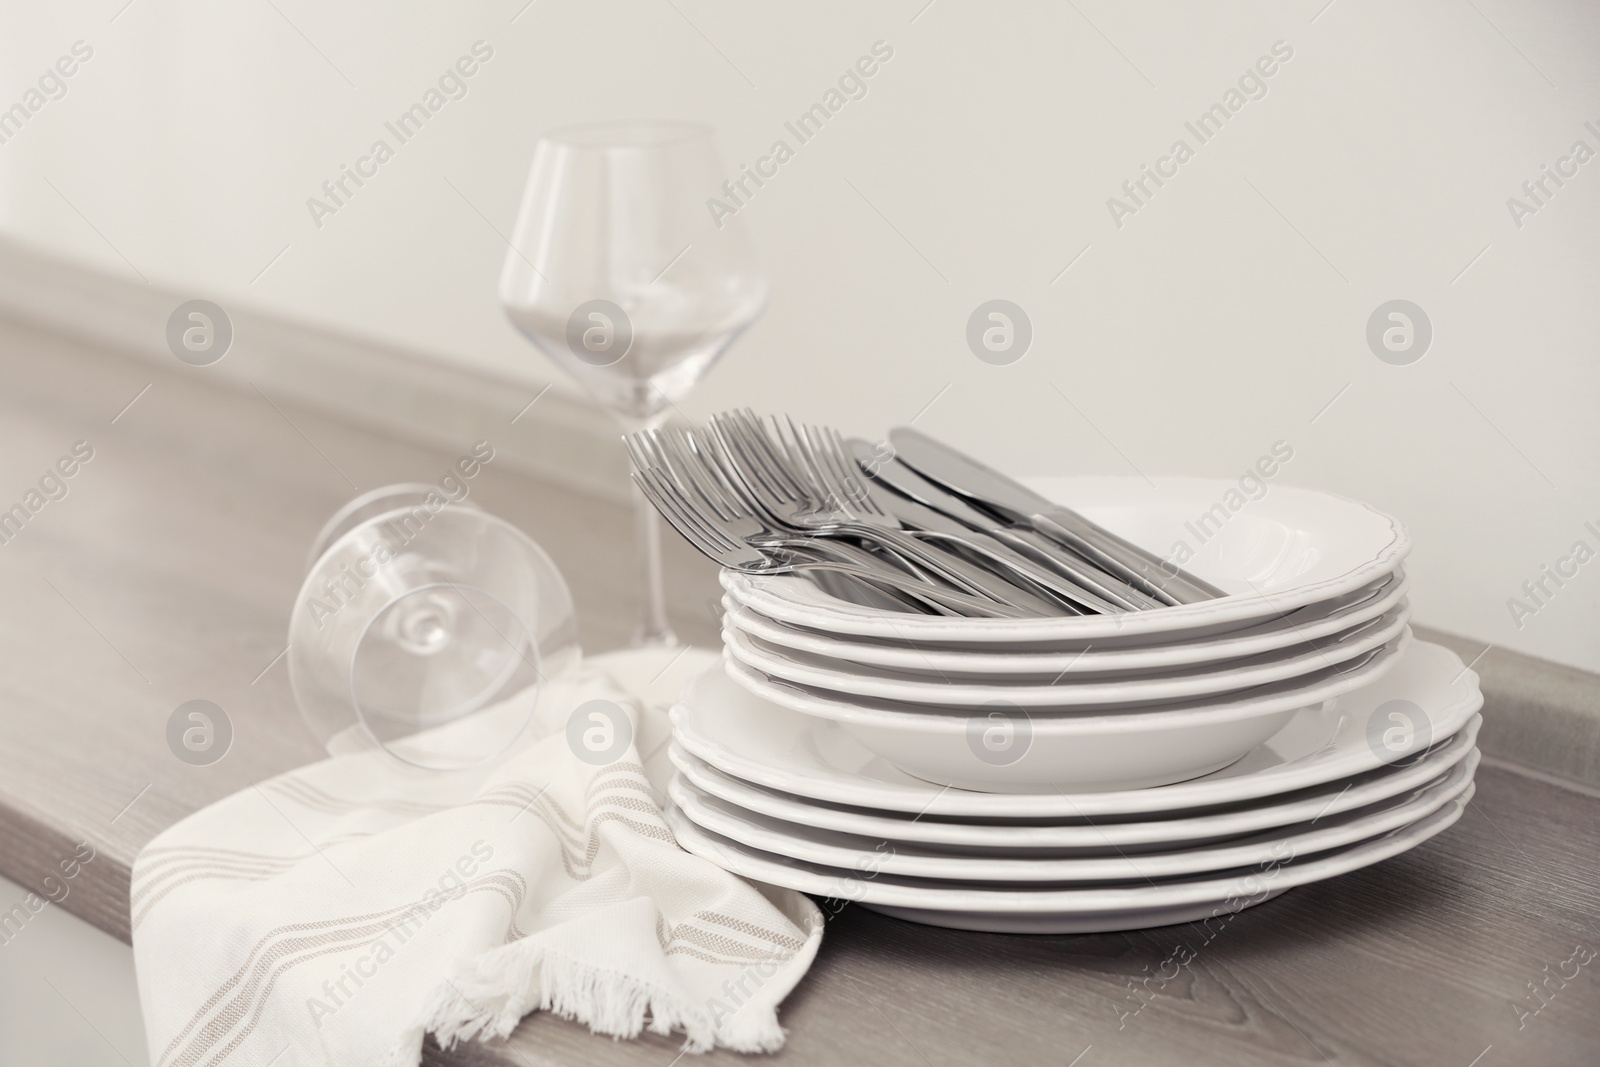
[288,483,581,771]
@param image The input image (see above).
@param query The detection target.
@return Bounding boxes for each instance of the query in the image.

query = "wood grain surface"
[0,319,1596,1066]
[421,762,1600,1067]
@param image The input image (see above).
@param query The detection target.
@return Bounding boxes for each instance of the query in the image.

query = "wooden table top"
[1,319,1596,1067]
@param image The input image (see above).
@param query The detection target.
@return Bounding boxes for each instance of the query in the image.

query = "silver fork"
[770,417,1078,617]
[707,410,1061,614]
[631,426,943,588]
[627,427,1028,617]
[629,459,1027,618]
[780,419,1142,614]
[838,437,1162,613]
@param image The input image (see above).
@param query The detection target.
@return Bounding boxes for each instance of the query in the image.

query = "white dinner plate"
[721,602,1410,706]
[722,570,1408,673]
[669,752,1476,880]
[668,713,1481,850]
[720,633,1408,791]
[670,639,1482,816]
[721,476,1408,644]
[665,795,1468,933]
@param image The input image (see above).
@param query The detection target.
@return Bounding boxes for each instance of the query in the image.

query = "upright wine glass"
[501,121,767,647]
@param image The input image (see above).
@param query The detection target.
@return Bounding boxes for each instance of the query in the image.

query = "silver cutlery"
[627,444,1028,618]
[847,439,1161,613]
[626,411,1228,618]
[887,427,1227,605]
[738,416,1070,617]
[704,411,1063,615]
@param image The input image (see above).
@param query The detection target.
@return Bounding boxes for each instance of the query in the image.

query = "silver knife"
[849,439,1150,613]
[832,455,1074,617]
[886,427,1226,605]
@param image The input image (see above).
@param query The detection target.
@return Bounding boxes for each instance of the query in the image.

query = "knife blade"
[849,439,1150,613]
[886,427,1226,605]
[835,454,1072,617]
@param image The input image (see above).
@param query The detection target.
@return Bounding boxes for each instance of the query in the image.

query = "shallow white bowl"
[722,603,1409,707]
[668,713,1482,850]
[708,633,1407,792]
[723,570,1409,674]
[721,475,1408,645]
[671,639,1480,814]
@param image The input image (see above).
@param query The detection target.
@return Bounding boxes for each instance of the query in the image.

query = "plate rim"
[723,570,1411,672]
[668,753,1477,882]
[723,476,1410,642]
[720,603,1411,707]
[664,794,1468,913]
[668,715,1483,848]
[717,629,1410,734]
[669,640,1484,817]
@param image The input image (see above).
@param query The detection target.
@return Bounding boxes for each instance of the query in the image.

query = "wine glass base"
[629,625,680,650]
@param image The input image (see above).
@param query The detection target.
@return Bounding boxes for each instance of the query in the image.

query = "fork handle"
[780,560,1032,618]
[907,530,1112,615]
[985,527,1165,611]
[782,538,955,614]
[1026,512,1225,605]
[845,524,1062,614]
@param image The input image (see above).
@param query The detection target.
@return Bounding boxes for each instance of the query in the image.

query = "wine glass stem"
[629,463,678,649]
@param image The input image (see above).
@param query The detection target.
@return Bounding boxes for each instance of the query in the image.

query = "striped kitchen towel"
[131,648,822,1066]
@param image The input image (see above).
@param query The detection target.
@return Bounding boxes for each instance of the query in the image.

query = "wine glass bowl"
[501,120,767,644]
[304,483,479,571]
[288,491,580,771]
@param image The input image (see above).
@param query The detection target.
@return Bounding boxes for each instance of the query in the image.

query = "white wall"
[1,0,1596,672]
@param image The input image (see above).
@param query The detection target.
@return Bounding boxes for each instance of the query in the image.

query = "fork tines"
[709,409,875,517]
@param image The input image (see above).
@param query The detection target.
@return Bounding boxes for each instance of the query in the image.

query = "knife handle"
[989,526,1165,611]
[1032,511,1226,605]
[908,530,1098,615]
[857,524,1068,616]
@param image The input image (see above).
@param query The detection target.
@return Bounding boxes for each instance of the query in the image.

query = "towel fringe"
[394,942,787,1060]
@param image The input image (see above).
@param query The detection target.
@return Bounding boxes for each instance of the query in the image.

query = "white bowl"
[702,632,1408,792]
[723,570,1408,674]
[722,603,1410,707]
[721,476,1408,645]
[671,639,1481,815]
[668,714,1482,851]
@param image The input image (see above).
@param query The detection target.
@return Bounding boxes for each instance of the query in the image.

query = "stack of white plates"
[666,477,1485,932]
